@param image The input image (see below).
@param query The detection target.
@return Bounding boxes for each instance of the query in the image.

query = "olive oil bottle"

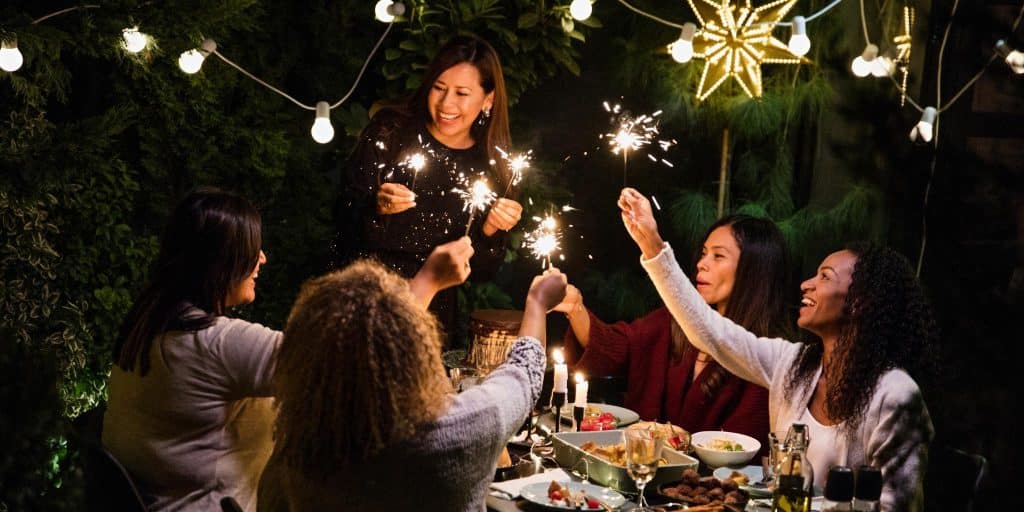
[771,424,814,512]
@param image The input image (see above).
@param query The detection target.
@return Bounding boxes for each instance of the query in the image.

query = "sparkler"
[601,102,676,186]
[524,214,563,269]
[403,134,435,194]
[452,174,497,236]
[496,146,532,197]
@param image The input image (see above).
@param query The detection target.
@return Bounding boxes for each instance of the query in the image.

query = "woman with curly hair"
[258,263,566,511]
[618,188,935,512]
[557,214,790,451]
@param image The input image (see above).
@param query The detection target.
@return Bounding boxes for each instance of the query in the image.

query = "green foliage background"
[1,0,916,507]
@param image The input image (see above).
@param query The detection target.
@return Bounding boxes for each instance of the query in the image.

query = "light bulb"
[0,38,24,73]
[851,44,878,77]
[375,0,405,22]
[995,40,1024,75]
[871,56,895,77]
[178,39,217,74]
[311,101,335,144]
[569,0,593,21]
[122,26,148,54]
[909,106,937,143]
[669,22,697,63]
[787,16,810,56]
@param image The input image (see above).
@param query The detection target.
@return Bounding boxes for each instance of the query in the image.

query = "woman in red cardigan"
[556,215,791,451]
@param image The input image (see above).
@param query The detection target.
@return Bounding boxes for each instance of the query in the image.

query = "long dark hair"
[406,35,513,192]
[112,187,262,375]
[785,243,937,435]
[673,214,791,396]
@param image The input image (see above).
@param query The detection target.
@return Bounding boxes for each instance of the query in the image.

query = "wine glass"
[624,428,664,510]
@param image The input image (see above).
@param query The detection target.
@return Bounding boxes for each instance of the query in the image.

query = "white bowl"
[690,431,761,468]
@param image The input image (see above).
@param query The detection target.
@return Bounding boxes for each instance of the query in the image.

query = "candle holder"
[552,391,567,433]
[573,405,586,432]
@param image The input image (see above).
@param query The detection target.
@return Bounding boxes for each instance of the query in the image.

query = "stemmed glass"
[624,428,664,511]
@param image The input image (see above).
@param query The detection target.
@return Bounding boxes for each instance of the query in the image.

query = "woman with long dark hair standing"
[338,34,523,346]
[618,187,936,511]
[557,214,789,450]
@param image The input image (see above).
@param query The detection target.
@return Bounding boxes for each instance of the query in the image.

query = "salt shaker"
[823,465,854,511]
[852,465,882,511]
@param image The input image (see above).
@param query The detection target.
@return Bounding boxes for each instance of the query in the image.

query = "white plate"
[520,481,627,510]
[713,465,772,498]
[557,403,641,427]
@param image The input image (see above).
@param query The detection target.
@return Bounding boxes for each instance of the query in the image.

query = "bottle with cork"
[771,423,814,512]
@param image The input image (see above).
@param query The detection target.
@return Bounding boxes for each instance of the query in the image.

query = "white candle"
[574,372,589,407]
[552,348,568,393]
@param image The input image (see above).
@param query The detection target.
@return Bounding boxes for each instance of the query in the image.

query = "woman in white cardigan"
[617,188,935,512]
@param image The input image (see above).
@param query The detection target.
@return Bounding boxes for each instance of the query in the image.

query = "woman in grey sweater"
[258,263,566,511]
[618,187,935,512]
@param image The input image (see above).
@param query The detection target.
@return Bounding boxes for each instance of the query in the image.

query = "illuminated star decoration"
[687,0,808,101]
[524,214,563,269]
[495,146,533,196]
[452,174,497,236]
[601,102,676,185]
[892,6,914,107]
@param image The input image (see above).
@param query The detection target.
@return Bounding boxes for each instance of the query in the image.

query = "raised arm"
[618,188,793,388]
[408,237,474,309]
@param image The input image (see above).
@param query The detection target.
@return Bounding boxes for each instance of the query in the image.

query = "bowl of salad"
[690,431,761,468]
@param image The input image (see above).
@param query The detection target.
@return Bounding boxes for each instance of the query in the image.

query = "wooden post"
[717,128,730,218]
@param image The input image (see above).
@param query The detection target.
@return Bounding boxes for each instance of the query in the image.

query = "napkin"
[490,468,571,499]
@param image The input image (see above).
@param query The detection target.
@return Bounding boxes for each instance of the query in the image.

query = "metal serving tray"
[551,430,699,494]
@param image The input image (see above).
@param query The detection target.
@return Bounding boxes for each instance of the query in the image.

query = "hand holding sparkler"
[482,198,523,236]
[618,187,664,260]
[376,183,417,215]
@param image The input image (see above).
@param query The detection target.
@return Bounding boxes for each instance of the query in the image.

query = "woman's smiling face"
[425,62,493,149]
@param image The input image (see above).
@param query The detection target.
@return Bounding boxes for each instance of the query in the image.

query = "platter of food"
[657,468,750,510]
[551,423,698,493]
[711,465,771,498]
[519,480,627,510]
[555,403,641,430]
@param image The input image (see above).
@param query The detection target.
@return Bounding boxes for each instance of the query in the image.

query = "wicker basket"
[466,309,522,371]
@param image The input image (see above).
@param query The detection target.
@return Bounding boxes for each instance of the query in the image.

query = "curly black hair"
[785,242,938,436]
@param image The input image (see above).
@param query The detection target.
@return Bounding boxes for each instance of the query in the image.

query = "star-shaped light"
[687,0,809,100]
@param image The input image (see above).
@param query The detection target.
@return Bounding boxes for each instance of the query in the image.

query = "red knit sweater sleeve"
[564,308,671,379]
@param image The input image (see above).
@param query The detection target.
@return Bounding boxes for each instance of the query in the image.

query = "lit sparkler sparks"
[524,214,563,269]
[452,174,498,236]
[601,102,676,186]
[496,146,533,196]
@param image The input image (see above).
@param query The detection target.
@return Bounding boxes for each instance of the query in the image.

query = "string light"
[311,101,335,144]
[374,0,406,23]
[851,43,878,77]
[995,40,1024,75]
[870,48,897,77]
[908,106,936,143]
[121,26,149,54]
[570,0,594,21]
[787,16,810,56]
[668,22,697,63]
[178,39,216,74]
[0,37,24,72]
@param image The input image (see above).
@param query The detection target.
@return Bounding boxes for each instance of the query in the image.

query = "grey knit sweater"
[258,336,545,512]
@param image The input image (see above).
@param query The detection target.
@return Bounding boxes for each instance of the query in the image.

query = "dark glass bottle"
[852,465,882,511]
[823,465,854,511]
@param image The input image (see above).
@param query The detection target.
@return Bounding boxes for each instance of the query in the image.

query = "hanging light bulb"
[669,22,697,63]
[0,37,24,73]
[121,26,149,54]
[311,101,335,144]
[995,39,1024,75]
[569,0,593,21]
[851,43,878,77]
[909,106,937,143]
[178,39,217,74]
[787,16,810,56]
[374,0,406,23]
[871,47,897,77]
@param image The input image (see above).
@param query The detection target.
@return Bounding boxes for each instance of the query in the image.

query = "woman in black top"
[339,35,523,346]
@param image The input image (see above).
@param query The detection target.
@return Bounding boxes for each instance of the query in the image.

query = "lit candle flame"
[575,372,585,384]
[553,348,565,364]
